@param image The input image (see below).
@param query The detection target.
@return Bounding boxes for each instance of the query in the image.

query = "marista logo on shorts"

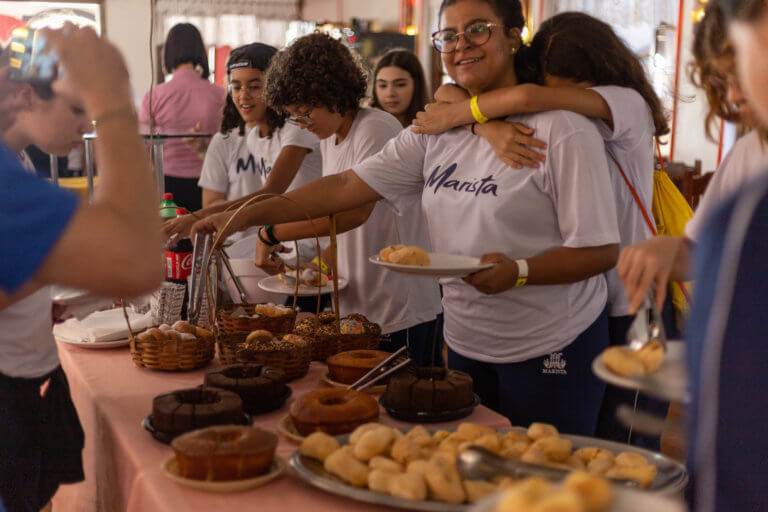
[425,163,499,197]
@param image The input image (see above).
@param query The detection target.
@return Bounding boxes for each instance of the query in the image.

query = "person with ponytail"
[192,0,621,435]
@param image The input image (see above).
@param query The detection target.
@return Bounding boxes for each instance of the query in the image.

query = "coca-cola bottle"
[165,208,193,318]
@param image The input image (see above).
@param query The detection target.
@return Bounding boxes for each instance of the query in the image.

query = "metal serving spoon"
[626,286,668,353]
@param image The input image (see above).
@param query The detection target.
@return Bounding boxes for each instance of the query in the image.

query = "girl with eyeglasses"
[371,49,429,128]
[192,0,620,435]
[257,33,443,365]
[164,43,323,247]
[414,11,675,447]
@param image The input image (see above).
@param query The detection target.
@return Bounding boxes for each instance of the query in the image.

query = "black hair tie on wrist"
[258,226,280,247]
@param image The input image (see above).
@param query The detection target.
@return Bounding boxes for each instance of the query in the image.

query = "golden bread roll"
[601,347,646,377]
[636,341,664,373]
[368,468,399,494]
[391,436,430,464]
[379,245,405,261]
[424,452,465,504]
[387,472,428,501]
[300,432,340,462]
[171,320,196,334]
[246,329,274,343]
[323,446,369,487]
[353,427,395,461]
[457,423,497,441]
[563,471,613,512]
[405,459,429,477]
[527,423,559,441]
[349,423,382,445]
[386,246,431,266]
[433,430,451,443]
[615,451,648,468]
[530,437,573,463]
[368,456,403,473]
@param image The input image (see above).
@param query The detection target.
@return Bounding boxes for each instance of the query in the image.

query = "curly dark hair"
[371,48,429,126]
[515,12,669,137]
[221,43,285,137]
[264,33,368,116]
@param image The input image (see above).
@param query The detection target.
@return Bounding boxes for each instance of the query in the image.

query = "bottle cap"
[175,208,187,216]
[163,193,174,200]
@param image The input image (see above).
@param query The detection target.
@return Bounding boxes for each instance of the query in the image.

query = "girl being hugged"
[193,0,621,435]
[414,11,671,444]
[257,33,443,365]
[371,49,429,128]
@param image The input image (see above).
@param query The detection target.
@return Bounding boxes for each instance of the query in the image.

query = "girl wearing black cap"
[165,43,323,243]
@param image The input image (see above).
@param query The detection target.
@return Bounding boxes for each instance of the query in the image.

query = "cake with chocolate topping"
[152,387,243,436]
[383,367,474,413]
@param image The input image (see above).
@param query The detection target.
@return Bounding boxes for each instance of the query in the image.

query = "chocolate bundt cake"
[152,387,243,436]
[383,367,474,413]
[204,364,288,414]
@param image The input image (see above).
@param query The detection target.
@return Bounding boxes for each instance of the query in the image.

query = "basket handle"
[202,193,327,330]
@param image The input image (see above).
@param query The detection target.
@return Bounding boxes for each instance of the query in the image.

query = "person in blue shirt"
[683,1,768,510]
[0,26,163,511]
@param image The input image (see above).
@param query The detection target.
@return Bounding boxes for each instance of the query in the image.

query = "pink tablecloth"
[52,341,511,512]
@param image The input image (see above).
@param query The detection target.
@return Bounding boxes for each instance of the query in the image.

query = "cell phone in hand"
[6,27,58,98]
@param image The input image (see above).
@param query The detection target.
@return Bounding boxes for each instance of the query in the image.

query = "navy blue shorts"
[447,308,609,436]
[0,366,84,512]
[379,315,444,367]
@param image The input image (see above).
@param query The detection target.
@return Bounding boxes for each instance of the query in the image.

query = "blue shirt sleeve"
[0,143,79,293]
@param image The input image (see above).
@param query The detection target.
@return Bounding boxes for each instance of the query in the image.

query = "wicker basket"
[297,314,382,361]
[129,330,215,371]
[217,304,297,335]
[217,333,313,381]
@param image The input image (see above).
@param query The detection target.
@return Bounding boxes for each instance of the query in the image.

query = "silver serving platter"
[288,428,689,512]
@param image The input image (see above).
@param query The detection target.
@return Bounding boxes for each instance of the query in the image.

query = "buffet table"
[52,340,511,512]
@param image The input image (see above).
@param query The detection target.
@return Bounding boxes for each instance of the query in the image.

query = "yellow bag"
[651,169,694,319]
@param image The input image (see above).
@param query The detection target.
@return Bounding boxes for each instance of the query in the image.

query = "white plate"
[56,335,130,349]
[369,253,493,277]
[277,414,306,444]
[471,486,687,512]
[161,455,285,492]
[258,275,348,297]
[592,341,690,403]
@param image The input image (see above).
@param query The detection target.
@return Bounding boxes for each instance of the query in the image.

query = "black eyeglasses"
[287,107,314,127]
[431,22,501,53]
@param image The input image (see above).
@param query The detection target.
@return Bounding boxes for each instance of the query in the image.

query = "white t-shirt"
[0,152,58,377]
[198,124,322,201]
[355,110,620,363]
[591,86,656,317]
[0,288,58,378]
[685,130,768,240]
[320,108,442,334]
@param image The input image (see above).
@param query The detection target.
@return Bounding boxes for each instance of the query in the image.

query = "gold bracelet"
[93,105,136,127]
[470,95,489,124]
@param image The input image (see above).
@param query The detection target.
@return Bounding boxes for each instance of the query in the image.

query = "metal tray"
[289,428,689,512]
[380,394,481,423]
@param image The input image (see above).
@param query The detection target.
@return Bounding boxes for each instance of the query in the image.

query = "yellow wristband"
[312,257,329,274]
[514,259,528,287]
[470,95,489,124]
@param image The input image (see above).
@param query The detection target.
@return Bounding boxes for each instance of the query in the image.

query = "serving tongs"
[627,286,668,353]
[348,346,412,392]
[188,233,213,324]
[457,447,637,487]
[218,247,248,304]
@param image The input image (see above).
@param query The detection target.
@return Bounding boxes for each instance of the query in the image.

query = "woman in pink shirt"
[139,23,225,211]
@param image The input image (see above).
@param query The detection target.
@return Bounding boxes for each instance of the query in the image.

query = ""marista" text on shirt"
[425,163,499,197]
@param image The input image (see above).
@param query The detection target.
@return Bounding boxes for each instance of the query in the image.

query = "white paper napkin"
[54,309,155,343]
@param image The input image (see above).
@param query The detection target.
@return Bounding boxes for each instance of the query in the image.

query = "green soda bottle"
[160,193,178,220]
